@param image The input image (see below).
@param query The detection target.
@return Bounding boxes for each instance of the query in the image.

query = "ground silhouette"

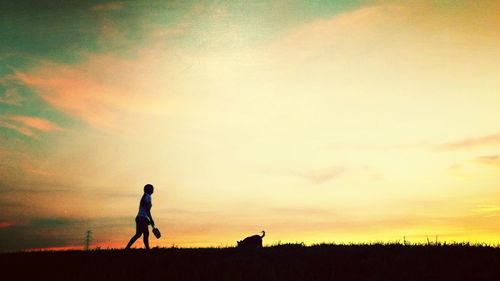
[2,243,500,281]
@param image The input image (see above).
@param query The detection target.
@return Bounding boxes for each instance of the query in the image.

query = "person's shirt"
[137,193,152,219]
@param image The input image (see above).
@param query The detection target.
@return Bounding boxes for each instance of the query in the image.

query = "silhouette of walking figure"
[125,184,155,250]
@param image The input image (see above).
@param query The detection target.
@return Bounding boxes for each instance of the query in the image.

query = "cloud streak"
[437,133,500,151]
[292,167,348,184]
[0,119,35,137]
[0,88,23,105]
[475,155,500,167]
[90,2,124,12]
[0,115,63,138]
[14,44,188,130]
[7,115,63,132]
[0,217,84,252]
[0,221,17,229]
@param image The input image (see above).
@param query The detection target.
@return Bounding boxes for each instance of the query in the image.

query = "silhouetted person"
[125,184,155,250]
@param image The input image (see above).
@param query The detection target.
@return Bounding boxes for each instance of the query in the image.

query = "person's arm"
[147,207,155,227]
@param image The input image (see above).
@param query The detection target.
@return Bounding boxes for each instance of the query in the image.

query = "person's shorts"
[135,216,150,233]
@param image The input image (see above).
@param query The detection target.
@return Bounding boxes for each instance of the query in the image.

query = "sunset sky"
[1,0,500,252]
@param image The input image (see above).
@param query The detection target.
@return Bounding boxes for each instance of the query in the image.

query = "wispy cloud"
[475,155,500,167]
[436,133,500,150]
[262,166,349,184]
[0,88,23,105]
[0,120,35,137]
[292,167,348,184]
[0,216,130,252]
[473,204,500,215]
[90,2,124,12]
[0,221,18,229]
[0,115,63,138]
[0,217,83,252]
[14,43,187,130]
[7,115,63,132]
[267,4,410,64]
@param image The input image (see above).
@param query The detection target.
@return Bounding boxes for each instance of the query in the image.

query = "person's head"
[144,184,154,195]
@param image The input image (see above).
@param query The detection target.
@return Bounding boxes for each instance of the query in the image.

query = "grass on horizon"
[3,242,500,281]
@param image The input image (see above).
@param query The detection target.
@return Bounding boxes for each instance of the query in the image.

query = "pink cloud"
[24,240,127,251]
[22,162,57,178]
[15,66,121,128]
[90,2,124,12]
[267,2,500,69]
[15,45,187,130]
[0,119,36,137]
[0,88,23,105]
[0,115,62,139]
[293,167,348,184]
[475,155,500,167]
[0,221,18,229]
[12,4,412,132]
[98,16,124,42]
[24,245,83,252]
[7,115,63,132]
[267,5,410,64]
[437,133,500,150]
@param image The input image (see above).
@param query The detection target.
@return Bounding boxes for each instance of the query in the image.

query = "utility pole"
[84,230,92,250]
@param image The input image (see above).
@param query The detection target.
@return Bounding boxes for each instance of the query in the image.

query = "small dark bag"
[152,227,161,239]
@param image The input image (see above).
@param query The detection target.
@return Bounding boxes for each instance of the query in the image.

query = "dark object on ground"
[152,227,161,239]
[2,243,500,281]
[237,230,265,247]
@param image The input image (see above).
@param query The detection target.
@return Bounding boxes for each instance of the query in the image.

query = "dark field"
[2,244,500,281]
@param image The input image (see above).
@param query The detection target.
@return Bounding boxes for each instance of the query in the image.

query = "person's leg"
[125,218,142,249]
[143,229,150,250]
[137,216,150,249]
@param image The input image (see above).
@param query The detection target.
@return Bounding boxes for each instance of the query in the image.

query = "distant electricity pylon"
[84,230,92,250]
